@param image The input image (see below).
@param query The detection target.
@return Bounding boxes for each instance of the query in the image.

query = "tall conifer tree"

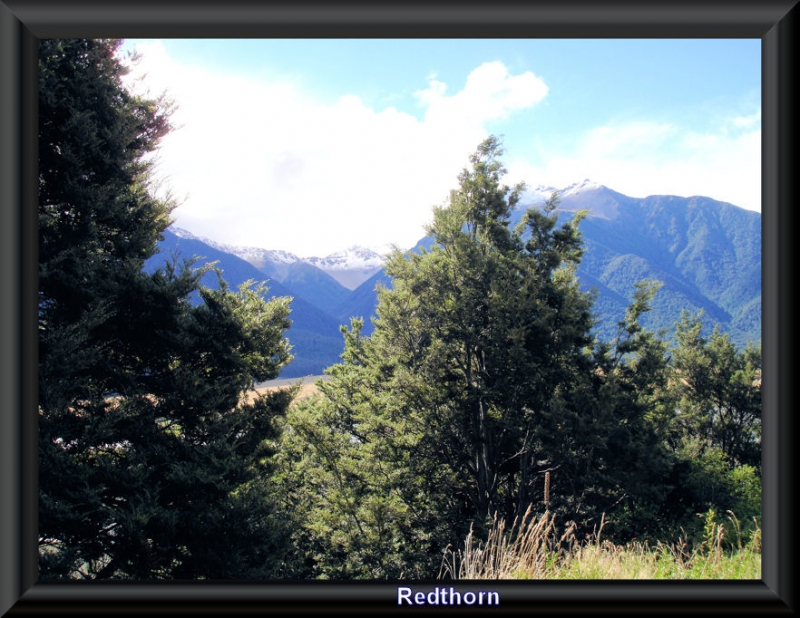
[38,39,297,579]
[279,137,674,577]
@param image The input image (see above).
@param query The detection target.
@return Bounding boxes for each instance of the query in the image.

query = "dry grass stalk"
[440,506,557,580]
[440,508,761,580]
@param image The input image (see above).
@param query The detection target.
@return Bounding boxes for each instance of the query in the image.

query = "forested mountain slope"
[147,184,761,376]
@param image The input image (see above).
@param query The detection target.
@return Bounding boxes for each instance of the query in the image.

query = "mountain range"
[145,182,761,378]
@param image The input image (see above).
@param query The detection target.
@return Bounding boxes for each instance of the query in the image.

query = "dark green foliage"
[39,40,172,323]
[671,310,761,469]
[654,442,761,549]
[649,309,763,546]
[38,39,297,579]
[270,313,457,578]
[146,229,347,378]
[279,137,685,576]
[271,135,762,573]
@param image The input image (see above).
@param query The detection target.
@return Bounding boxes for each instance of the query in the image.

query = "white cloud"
[121,43,760,261]
[507,117,761,213]
[122,46,549,256]
[416,61,548,129]
[732,111,761,129]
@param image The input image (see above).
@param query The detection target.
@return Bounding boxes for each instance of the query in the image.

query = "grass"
[440,507,761,580]
[245,377,324,404]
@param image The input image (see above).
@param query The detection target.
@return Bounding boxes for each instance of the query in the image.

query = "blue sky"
[121,39,760,257]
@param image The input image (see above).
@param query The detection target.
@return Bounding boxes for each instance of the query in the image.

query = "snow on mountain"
[218,245,300,269]
[525,184,559,202]
[304,246,387,290]
[524,179,603,203]
[561,179,605,197]
[521,180,623,220]
[248,248,300,267]
[170,227,301,269]
[305,245,386,272]
[169,227,388,290]
[172,179,636,280]
[171,226,201,240]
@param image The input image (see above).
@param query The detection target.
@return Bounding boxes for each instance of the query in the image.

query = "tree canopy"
[38,39,298,579]
[276,136,701,577]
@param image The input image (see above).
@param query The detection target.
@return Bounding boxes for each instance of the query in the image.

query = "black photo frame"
[1,1,796,614]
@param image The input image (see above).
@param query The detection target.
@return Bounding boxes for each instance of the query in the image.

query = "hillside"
[144,230,347,378]
[145,183,761,376]
[533,184,761,347]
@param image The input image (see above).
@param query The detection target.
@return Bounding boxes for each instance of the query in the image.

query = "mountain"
[305,246,387,290]
[145,229,347,378]
[172,227,302,273]
[279,262,354,315]
[171,228,355,315]
[521,182,761,347]
[177,227,386,293]
[319,182,761,349]
[322,182,760,350]
[335,268,393,336]
[147,183,760,377]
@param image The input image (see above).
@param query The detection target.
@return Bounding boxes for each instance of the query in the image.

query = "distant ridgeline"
[145,182,761,378]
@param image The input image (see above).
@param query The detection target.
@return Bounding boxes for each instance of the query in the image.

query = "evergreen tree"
[671,310,761,470]
[279,137,675,577]
[38,39,297,579]
[633,310,762,545]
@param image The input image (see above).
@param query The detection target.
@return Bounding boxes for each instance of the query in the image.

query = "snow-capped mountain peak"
[306,245,386,271]
[560,179,604,197]
[170,227,301,267]
[526,184,558,201]
[525,179,605,203]
[521,178,606,208]
[519,180,621,220]
[171,226,202,241]
[258,249,300,265]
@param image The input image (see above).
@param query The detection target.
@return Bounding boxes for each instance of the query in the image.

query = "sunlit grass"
[440,508,761,580]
